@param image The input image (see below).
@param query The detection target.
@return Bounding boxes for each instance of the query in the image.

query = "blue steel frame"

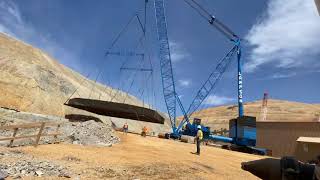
[154,0,244,135]
[154,0,177,132]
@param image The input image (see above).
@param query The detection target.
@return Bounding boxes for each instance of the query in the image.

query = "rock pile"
[0,118,120,147]
[62,120,120,146]
[0,150,71,178]
[0,160,71,178]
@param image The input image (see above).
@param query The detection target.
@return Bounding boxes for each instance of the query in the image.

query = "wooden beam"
[0,133,61,142]
[0,122,63,147]
[34,122,45,147]
[0,123,42,130]
[8,128,18,147]
[0,135,38,141]
[0,122,61,130]
[54,124,61,143]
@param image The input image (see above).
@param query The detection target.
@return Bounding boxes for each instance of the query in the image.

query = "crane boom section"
[154,0,177,130]
[183,0,239,42]
[177,45,238,131]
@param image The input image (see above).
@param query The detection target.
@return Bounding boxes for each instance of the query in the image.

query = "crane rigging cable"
[86,13,138,100]
[115,1,155,108]
[90,8,151,102]
[64,71,92,104]
[107,0,154,108]
[183,0,238,41]
[64,1,161,125]
[67,5,154,106]
[109,34,146,103]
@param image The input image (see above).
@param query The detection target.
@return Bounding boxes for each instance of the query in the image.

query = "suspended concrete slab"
[64,98,165,124]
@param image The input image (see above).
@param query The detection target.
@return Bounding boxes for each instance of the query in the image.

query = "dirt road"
[2,133,262,179]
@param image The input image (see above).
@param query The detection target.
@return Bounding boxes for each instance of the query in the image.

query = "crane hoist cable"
[108,2,149,102]
[121,49,148,105]
[183,0,238,42]
[109,34,145,102]
[64,71,92,104]
[115,1,154,107]
[88,13,138,99]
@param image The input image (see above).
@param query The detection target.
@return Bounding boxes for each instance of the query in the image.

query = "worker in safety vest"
[141,126,148,137]
[195,125,203,155]
[123,122,128,135]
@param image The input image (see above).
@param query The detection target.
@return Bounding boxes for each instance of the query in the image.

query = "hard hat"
[197,125,201,129]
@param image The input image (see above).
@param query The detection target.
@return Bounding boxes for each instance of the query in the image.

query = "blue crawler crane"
[154,0,266,154]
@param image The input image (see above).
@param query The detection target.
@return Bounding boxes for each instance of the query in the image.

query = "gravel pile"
[0,160,71,178]
[62,120,120,146]
[0,151,71,179]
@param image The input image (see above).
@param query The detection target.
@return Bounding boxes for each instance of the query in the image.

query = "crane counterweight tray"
[64,98,165,124]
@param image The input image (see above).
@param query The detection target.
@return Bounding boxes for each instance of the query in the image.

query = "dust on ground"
[0,133,262,179]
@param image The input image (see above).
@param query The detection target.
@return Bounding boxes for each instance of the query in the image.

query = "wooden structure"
[295,137,320,161]
[256,121,320,161]
[0,122,62,147]
[65,98,165,124]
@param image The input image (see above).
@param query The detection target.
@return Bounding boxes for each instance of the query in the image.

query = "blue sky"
[0,0,320,114]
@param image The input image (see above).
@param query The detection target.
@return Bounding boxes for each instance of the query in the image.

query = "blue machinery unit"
[154,0,265,154]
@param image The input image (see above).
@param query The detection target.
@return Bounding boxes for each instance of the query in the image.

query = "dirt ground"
[1,133,263,179]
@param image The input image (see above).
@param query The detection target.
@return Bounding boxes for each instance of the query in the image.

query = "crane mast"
[154,0,178,131]
[155,0,244,135]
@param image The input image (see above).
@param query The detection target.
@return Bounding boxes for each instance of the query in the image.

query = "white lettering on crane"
[238,72,243,103]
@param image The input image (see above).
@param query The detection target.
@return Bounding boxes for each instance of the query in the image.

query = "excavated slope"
[0,33,143,116]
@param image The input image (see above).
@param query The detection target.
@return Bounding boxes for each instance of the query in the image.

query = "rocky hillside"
[187,99,320,131]
[0,33,144,116]
[0,33,170,134]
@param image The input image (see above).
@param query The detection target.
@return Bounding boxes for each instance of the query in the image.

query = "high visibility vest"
[143,127,148,133]
[197,130,203,140]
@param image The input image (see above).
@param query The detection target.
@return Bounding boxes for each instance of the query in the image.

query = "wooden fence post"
[54,124,61,144]
[34,122,45,147]
[8,128,19,148]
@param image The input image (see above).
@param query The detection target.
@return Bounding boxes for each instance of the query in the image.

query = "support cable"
[109,34,145,102]
[183,0,238,41]
[89,13,138,99]
[64,72,92,104]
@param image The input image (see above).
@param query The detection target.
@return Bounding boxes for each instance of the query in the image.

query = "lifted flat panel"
[64,98,165,124]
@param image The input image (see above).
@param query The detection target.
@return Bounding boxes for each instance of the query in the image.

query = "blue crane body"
[154,0,265,154]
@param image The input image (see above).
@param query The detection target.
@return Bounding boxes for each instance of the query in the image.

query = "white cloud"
[169,41,190,62]
[203,95,234,106]
[178,79,191,87]
[0,0,82,72]
[271,72,297,79]
[245,0,320,72]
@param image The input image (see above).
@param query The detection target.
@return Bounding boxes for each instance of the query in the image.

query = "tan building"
[256,121,320,161]
[295,137,320,161]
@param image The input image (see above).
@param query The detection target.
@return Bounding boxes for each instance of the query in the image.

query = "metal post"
[237,41,244,117]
